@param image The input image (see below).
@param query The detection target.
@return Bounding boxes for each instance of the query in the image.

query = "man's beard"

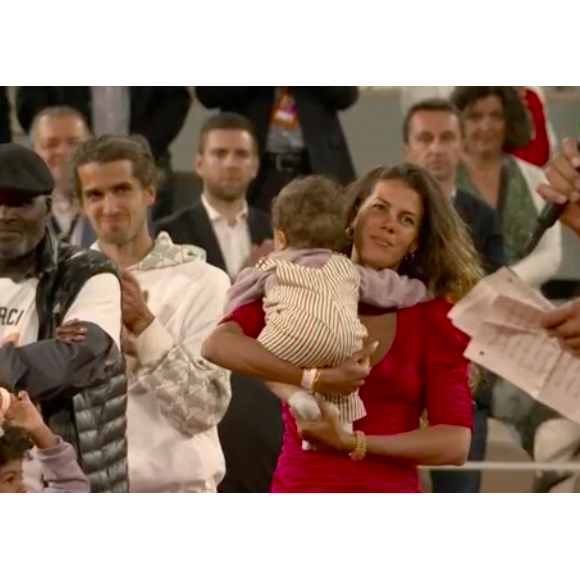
[207,182,248,202]
[0,237,40,268]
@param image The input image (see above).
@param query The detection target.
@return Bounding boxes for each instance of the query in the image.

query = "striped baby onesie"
[257,253,368,423]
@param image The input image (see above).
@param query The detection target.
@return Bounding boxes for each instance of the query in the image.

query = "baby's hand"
[0,387,13,431]
[289,391,322,422]
[4,392,46,435]
[1,333,20,347]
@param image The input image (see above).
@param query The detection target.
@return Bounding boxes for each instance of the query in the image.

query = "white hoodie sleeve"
[130,266,232,437]
[510,159,563,288]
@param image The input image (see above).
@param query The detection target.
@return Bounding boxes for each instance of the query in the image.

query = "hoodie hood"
[128,233,207,273]
[92,232,207,273]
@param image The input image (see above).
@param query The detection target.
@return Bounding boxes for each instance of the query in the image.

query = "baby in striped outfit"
[224,176,431,449]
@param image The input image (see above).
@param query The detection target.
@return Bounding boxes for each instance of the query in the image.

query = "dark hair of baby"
[271,176,349,253]
[0,427,31,467]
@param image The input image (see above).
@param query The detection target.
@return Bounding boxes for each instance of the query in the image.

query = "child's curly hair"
[271,176,350,252]
[0,427,31,468]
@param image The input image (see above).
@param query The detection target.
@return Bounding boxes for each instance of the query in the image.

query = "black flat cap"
[0,143,54,196]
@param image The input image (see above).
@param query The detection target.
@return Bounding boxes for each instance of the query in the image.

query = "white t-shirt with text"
[0,272,122,493]
[0,273,122,349]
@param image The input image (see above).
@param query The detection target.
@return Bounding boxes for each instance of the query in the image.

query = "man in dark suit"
[15,87,192,222]
[155,112,272,279]
[0,88,11,144]
[195,87,358,213]
[404,97,507,494]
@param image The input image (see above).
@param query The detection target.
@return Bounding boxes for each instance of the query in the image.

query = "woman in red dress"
[203,163,482,493]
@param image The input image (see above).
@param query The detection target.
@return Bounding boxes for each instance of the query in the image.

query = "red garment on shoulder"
[510,89,551,167]
[223,298,473,493]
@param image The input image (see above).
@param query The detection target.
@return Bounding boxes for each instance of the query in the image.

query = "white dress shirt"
[51,190,83,246]
[90,86,131,136]
[201,195,253,279]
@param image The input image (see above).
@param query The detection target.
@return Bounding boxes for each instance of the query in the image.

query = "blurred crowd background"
[3,86,579,289]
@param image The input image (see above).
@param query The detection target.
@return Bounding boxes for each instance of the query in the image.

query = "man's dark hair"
[0,427,31,468]
[198,112,258,154]
[450,86,532,150]
[403,98,464,143]
[272,176,349,252]
[68,134,160,201]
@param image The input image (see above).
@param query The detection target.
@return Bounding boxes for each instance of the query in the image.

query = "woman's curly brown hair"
[450,86,532,151]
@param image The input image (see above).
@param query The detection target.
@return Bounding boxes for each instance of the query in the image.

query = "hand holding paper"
[449,268,580,424]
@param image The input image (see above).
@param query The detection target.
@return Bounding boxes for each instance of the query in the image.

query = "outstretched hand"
[0,387,12,424]
[4,391,45,434]
[541,299,580,359]
[538,138,580,236]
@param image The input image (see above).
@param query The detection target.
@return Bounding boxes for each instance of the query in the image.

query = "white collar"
[201,194,248,224]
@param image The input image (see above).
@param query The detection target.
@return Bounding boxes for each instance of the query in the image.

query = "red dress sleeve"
[423,299,473,429]
[509,89,551,167]
[221,300,266,340]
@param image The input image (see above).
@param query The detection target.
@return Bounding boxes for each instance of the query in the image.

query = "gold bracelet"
[311,369,322,393]
[349,431,367,461]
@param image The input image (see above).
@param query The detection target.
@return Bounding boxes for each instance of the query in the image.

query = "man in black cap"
[0,143,129,493]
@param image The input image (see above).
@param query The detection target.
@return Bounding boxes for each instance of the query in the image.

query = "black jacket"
[15,86,191,161]
[195,87,358,185]
[0,88,11,144]
[218,373,283,493]
[0,234,129,492]
[154,202,272,274]
[454,190,506,275]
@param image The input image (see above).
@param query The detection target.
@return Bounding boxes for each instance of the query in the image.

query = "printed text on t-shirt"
[0,307,24,327]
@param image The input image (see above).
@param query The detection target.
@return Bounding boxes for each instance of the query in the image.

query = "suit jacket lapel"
[247,209,272,244]
[453,191,473,227]
[191,205,227,272]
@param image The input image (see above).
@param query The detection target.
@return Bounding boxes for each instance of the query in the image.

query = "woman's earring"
[405,252,416,263]
[345,227,354,241]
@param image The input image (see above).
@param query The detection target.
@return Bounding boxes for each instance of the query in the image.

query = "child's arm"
[268,382,301,403]
[224,267,273,318]
[268,383,322,421]
[31,436,90,494]
[4,391,89,493]
[357,265,432,308]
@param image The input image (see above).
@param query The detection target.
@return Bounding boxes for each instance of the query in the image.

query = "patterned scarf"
[456,156,539,263]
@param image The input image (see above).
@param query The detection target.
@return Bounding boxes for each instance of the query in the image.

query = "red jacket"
[510,89,551,167]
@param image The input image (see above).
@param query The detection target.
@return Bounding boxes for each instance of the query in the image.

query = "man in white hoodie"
[68,134,232,493]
